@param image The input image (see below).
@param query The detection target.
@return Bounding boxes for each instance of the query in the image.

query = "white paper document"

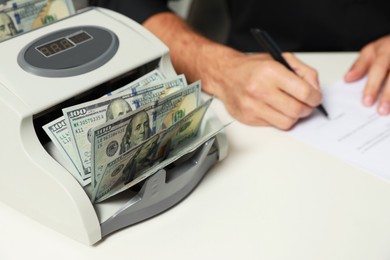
[289,78,390,180]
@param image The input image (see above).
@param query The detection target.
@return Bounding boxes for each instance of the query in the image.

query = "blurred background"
[73,0,230,44]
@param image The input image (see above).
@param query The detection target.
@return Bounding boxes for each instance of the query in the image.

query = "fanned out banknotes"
[0,0,75,41]
[43,69,227,202]
[92,98,213,202]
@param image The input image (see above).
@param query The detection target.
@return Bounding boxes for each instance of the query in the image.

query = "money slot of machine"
[0,7,228,245]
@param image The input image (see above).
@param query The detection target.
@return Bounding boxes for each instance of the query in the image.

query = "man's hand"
[344,34,390,115]
[214,52,322,130]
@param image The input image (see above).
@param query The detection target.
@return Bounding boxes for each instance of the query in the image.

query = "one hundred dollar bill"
[92,144,142,201]
[42,116,90,186]
[91,133,158,202]
[92,98,213,202]
[90,82,200,188]
[63,75,188,179]
[153,80,201,133]
[154,98,213,160]
[0,0,75,41]
[105,69,165,96]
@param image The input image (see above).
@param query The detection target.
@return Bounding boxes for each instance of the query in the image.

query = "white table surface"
[2,53,390,260]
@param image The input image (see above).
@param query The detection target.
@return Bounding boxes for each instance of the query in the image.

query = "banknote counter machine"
[0,8,228,245]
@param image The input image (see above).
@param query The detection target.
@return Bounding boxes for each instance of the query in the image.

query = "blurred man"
[92,0,390,129]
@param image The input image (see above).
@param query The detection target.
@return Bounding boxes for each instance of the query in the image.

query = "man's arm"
[144,12,322,129]
[89,0,170,23]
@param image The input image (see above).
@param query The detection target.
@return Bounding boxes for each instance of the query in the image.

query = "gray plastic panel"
[17,26,118,77]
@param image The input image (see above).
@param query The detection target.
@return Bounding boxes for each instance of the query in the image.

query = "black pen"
[250,28,328,118]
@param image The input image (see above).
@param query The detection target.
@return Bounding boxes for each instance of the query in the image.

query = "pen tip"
[317,105,329,118]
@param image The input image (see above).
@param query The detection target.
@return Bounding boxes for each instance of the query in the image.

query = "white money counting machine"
[0,7,228,245]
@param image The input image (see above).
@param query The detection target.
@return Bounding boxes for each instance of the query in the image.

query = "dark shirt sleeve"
[89,0,171,24]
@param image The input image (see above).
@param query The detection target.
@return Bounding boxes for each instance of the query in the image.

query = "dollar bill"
[63,75,188,179]
[92,98,213,202]
[90,82,200,188]
[91,133,159,202]
[42,116,90,186]
[105,69,165,96]
[154,97,213,160]
[153,80,201,133]
[92,145,142,201]
[0,0,75,41]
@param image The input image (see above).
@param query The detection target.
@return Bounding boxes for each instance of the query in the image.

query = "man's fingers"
[344,48,373,82]
[283,53,320,89]
[255,86,313,119]
[278,70,323,108]
[253,60,322,109]
[232,95,301,130]
[377,76,390,115]
[251,102,299,130]
[363,55,390,107]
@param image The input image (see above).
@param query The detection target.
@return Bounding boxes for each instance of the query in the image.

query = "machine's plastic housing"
[0,8,227,245]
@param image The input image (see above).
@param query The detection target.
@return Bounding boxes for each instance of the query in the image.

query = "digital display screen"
[36,31,93,58]
[68,31,92,44]
[36,38,75,57]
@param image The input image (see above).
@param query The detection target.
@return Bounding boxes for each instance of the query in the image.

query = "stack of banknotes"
[0,0,75,41]
[43,70,226,202]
